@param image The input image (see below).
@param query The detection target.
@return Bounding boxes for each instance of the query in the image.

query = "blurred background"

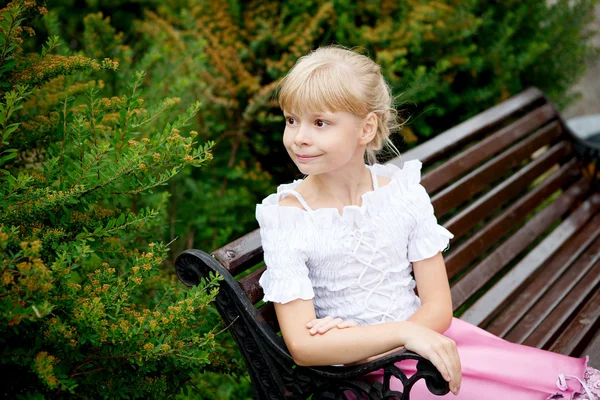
[1,1,598,398]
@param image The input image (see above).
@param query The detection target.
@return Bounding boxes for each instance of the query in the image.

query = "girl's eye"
[286,117,296,125]
[315,119,328,127]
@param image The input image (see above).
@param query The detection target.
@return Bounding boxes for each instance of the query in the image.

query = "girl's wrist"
[396,320,415,345]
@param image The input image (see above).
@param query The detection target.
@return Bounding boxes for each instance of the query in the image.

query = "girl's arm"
[275,298,411,366]
[274,297,462,395]
[408,251,454,333]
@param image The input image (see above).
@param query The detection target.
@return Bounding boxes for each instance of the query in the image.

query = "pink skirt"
[358,318,599,399]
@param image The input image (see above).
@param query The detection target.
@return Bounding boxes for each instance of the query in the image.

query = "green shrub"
[0,2,245,398]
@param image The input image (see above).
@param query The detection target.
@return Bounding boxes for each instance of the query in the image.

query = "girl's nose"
[294,125,312,146]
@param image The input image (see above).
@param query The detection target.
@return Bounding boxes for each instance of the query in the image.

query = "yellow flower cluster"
[12,54,101,86]
[34,351,59,389]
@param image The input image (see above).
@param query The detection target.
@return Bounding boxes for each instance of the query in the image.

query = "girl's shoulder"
[255,159,424,230]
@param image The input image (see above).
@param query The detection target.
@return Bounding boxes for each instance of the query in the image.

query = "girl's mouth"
[296,154,322,162]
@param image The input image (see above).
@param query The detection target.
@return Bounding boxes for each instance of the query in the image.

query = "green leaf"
[105,219,115,230]
[0,152,17,165]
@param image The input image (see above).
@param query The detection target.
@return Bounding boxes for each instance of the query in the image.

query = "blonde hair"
[277,45,403,165]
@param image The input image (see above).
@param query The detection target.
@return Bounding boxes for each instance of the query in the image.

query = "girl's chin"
[294,159,320,171]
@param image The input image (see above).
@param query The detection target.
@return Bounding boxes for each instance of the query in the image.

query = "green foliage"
[0,2,245,398]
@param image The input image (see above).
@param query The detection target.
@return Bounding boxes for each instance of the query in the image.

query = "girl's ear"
[359,112,378,145]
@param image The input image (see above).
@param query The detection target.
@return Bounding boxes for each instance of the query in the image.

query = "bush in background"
[0,2,247,398]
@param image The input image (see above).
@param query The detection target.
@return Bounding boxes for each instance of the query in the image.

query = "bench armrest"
[299,347,449,398]
[175,249,450,399]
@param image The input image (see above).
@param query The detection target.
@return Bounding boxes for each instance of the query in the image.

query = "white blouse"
[255,160,454,326]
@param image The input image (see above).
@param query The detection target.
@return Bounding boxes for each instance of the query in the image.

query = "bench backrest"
[210,87,596,335]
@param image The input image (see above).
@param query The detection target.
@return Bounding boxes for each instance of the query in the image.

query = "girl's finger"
[337,320,358,328]
[437,345,461,394]
[317,318,344,333]
[425,351,451,384]
[442,340,462,389]
[306,319,319,328]
[309,316,334,334]
[451,345,462,393]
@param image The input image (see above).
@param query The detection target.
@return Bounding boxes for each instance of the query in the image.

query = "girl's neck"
[306,158,374,209]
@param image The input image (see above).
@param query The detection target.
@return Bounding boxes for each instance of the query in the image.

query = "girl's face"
[282,110,369,175]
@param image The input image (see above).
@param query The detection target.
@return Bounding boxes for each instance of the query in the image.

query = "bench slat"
[522,257,600,349]
[549,288,600,356]
[503,232,600,344]
[239,267,266,304]
[258,302,279,332]
[444,148,578,246]
[446,156,579,281]
[432,123,565,218]
[212,229,262,277]
[449,173,590,311]
[457,179,595,324]
[485,211,600,337]
[398,88,547,167]
[422,103,557,193]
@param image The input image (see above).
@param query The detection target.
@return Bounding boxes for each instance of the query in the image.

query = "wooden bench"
[175,87,600,399]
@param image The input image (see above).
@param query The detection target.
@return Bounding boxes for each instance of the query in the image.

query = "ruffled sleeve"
[256,204,315,304]
[405,167,454,263]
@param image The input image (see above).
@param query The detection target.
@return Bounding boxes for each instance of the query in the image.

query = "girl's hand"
[306,316,358,335]
[402,321,462,396]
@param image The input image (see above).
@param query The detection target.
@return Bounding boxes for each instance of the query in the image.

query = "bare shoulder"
[278,194,305,210]
[377,175,392,188]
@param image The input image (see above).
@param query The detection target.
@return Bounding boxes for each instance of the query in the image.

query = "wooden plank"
[421,103,557,193]
[393,87,547,167]
[258,302,279,332]
[458,183,596,325]
[522,258,600,349]
[504,231,600,344]
[549,288,600,356]
[444,159,580,278]
[239,267,266,304]
[485,211,600,337]
[431,123,566,218]
[213,228,263,276]
[452,177,593,310]
[444,151,578,242]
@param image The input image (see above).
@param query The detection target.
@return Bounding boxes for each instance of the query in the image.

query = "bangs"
[278,61,366,117]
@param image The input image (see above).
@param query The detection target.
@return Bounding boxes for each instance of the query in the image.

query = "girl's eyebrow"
[283,112,332,119]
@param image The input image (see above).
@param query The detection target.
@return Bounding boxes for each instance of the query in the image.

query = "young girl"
[255,45,600,399]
